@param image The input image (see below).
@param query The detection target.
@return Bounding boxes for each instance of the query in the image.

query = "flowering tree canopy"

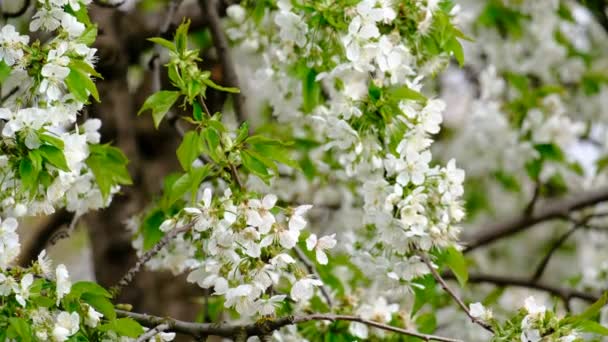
[0,0,608,341]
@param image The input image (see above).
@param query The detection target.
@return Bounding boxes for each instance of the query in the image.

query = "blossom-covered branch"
[117,309,463,342]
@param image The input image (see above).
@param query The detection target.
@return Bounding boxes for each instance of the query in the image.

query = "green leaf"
[447,37,465,66]
[78,25,98,45]
[302,68,321,113]
[99,318,144,337]
[20,158,38,193]
[445,246,468,287]
[8,317,32,342]
[141,209,165,250]
[177,131,203,171]
[167,165,212,206]
[193,101,204,121]
[388,85,427,103]
[415,312,437,334]
[201,127,222,162]
[576,320,608,335]
[69,59,102,79]
[65,67,99,103]
[534,143,565,162]
[137,91,180,128]
[168,172,192,206]
[148,37,176,52]
[174,20,191,55]
[235,122,249,145]
[86,144,132,199]
[202,78,240,93]
[572,292,608,322]
[71,281,112,298]
[241,150,270,182]
[38,145,70,171]
[39,132,64,149]
[0,60,11,84]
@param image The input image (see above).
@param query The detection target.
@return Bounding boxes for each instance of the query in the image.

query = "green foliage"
[99,318,144,337]
[477,0,530,38]
[444,246,468,287]
[65,65,100,103]
[86,144,133,199]
[137,90,180,128]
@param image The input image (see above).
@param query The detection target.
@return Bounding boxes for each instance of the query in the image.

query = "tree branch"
[200,0,247,124]
[420,253,494,333]
[111,221,194,296]
[464,187,608,252]
[2,0,30,18]
[92,0,126,8]
[117,309,462,341]
[135,323,170,342]
[442,272,599,303]
[293,246,334,308]
[19,209,72,266]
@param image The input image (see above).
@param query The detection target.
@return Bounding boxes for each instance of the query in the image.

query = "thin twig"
[464,187,608,252]
[135,323,171,342]
[0,87,19,105]
[198,95,244,190]
[293,246,333,308]
[48,214,80,245]
[111,221,194,296]
[117,309,462,341]
[442,272,598,303]
[420,253,494,333]
[530,224,580,282]
[524,182,540,217]
[200,0,247,124]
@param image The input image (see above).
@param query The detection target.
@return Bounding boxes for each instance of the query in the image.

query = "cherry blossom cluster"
[224,0,466,291]
[129,188,336,317]
[0,0,123,220]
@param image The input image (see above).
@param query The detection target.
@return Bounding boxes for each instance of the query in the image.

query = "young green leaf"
[445,246,468,287]
[176,131,203,171]
[137,90,181,128]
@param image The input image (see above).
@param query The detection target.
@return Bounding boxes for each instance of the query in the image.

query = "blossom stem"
[420,253,494,333]
[117,309,463,341]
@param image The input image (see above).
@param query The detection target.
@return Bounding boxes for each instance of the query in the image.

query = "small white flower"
[247,194,277,234]
[13,273,33,307]
[56,264,72,304]
[290,277,323,302]
[37,250,53,277]
[225,285,257,315]
[184,188,214,232]
[149,331,176,341]
[85,305,103,328]
[469,302,492,320]
[288,205,312,231]
[305,234,337,265]
[523,296,546,316]
[52,311,80,342]
[226,4,246,23]
[61,14,85,37]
